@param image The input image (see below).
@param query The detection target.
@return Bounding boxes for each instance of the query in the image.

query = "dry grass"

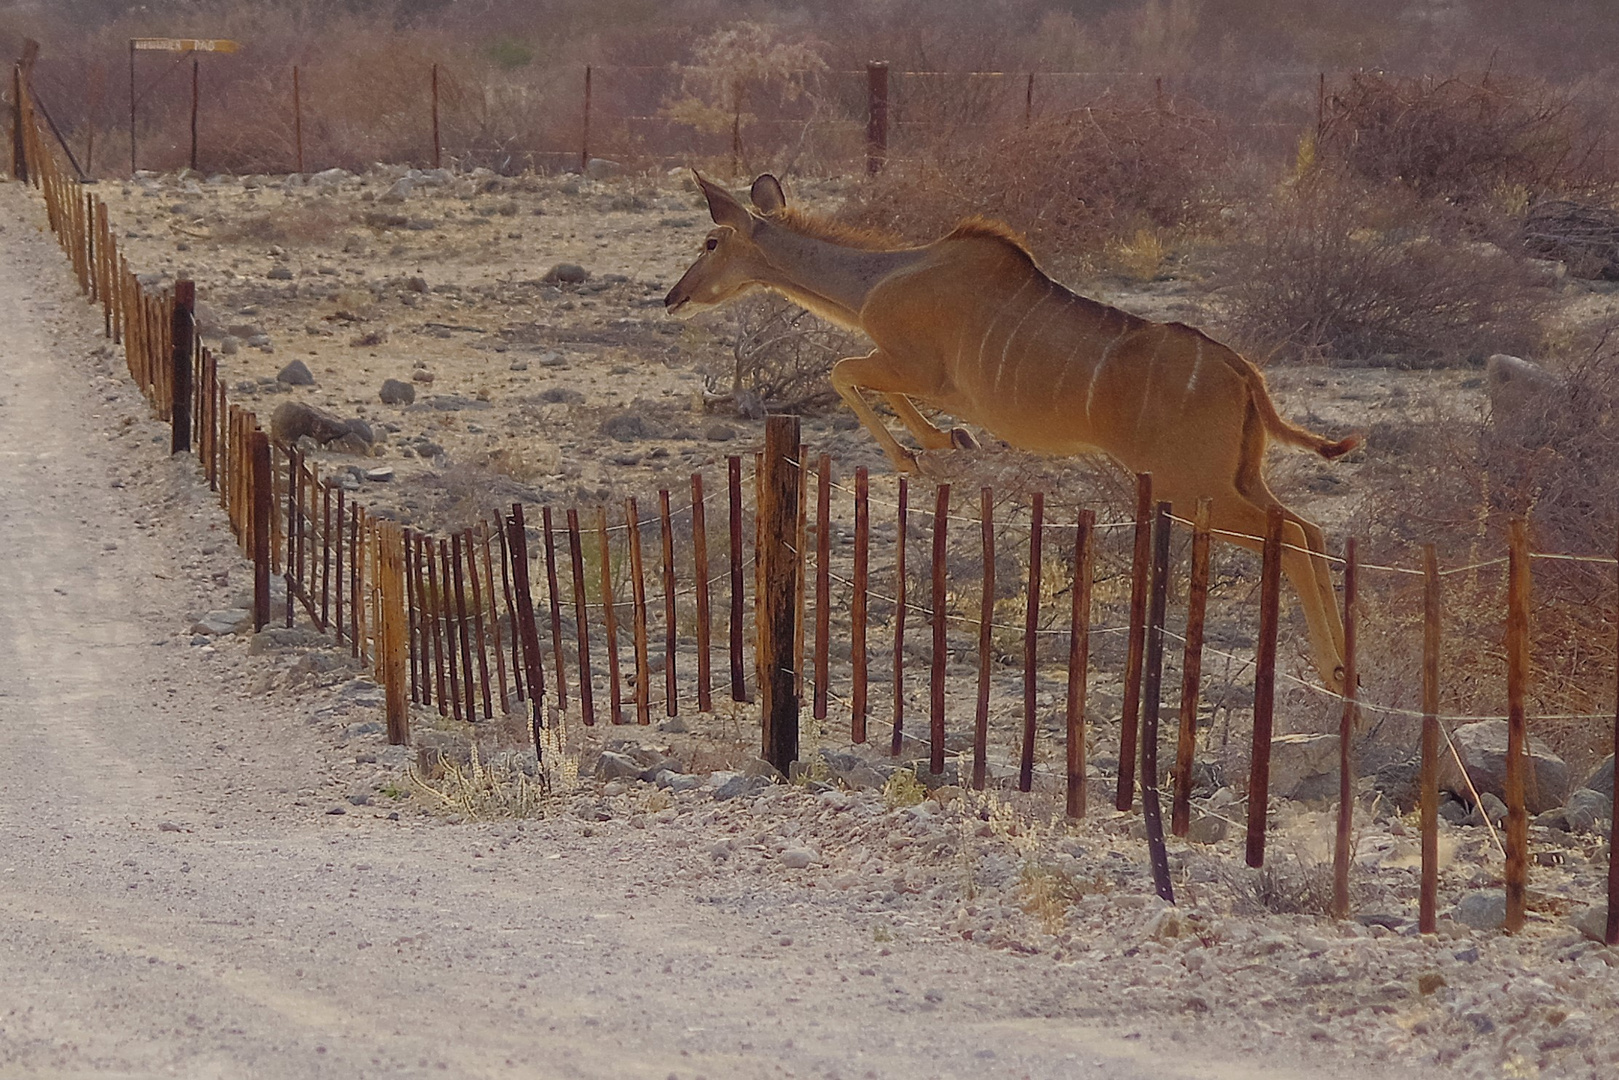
[410,743,546,819]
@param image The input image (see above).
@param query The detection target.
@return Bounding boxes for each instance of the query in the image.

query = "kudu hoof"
[949,427,980,451]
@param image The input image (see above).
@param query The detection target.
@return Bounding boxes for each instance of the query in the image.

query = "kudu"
[665,173,1359,690]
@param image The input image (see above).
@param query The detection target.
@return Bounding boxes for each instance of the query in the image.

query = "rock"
[1584,754,1615,798]
[1465,791,1509,828]
[1438,794,1470,824]
[410,369,435,383]
[538,387,585,405]
[1371,758,1421,812]
[220,335,240,355]
[1563,787,1611,833]
[705,422,736,442]
[1269,732,1340,800]
[1452,890,1506,931]
[593,751,641,781]
[1185,813,1229,844]
[364,466,394,483]
[276,359,315,386]
[1573,905,1612,943]
[1487,353,1564,440]
[780,847,816,869]
[189,608,251,636]
[379,378,416,405]
[654,770,702,793]
[269,401,371,451]
[267,265,294,281]
[713,773,770,801]
[818,748,887,790]
[542,262,589,285]
[1438,719,1571,814]
[600,412,648,442]
[345,418,374,444]
[584,158,623,181]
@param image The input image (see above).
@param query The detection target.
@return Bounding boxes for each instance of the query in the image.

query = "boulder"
[1584,754,1615,798]
[269,401,374,453]
[1486,354,1564,447]
[1563,787,1612,833]
[276,359,315,386]
[1436,719,1571,814]
[1452,890,1506,931]
[1269,732,1340,801]
[584,158,623,181]
[542,262,589,285]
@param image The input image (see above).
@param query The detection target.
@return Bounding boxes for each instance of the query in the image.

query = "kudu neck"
[749,225,920,330]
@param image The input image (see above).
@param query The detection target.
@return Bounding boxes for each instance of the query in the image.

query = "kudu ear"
[749,174,787,215]
[694,171,754,233]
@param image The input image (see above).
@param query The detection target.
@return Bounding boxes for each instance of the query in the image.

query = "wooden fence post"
[758,414,801,774]
[378,523,409,746]
[581,65,592,173]
[1171,498,1211,837]
[508,504,548,755]
[1117,473,1153,810]
[1066,508,1095,817]
[170,279,194,454]
[1420,543,1441,934]
[292,66,303,173]
[1140,502,1175,904]
[1609,525,1619,946]
[929,483,950,776]
[251,430,271,631]
[866,61,888,176]
[430,63,441,170]
[1019,492,1043,793]
[1333,537,1359,920]
[1246,504,1284,868]
[974,487,994,791]
[1505,518,1531,932]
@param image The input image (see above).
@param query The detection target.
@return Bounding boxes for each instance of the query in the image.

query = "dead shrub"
[213,201,354,246]
[708,294,858,415]
[838,99,1228,276]
[1319,71,1606,206]
[1221,171,1546,366]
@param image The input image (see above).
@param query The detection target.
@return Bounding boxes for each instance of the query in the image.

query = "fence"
[12,57,1619,942]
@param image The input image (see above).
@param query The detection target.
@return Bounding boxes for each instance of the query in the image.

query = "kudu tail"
[1240,357,1362,460]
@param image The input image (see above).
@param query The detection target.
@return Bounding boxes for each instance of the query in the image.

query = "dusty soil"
[5,173,1619,1080]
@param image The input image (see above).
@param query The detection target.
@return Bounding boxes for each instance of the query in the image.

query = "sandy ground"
[5,174,1619,1080]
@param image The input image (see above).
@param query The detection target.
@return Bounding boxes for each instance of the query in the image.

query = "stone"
[364,467,394,483]
[1466,791,1509,828]
[267,265,294,281]
[276,359,315,386]
[411,369,435,383]
[1269,732,1340,800]
[584,158,623,181]
[780,847,816,869]
[1185,813,1230,844]
[593,751,641,781]
[600,412,647,442]
[1573,905,1612,943]
[538,387,585,405]
[1563,787,1611,833]
[1452,890,1506,931]
[269,401,372,452]
[1437,719,1571,814]
[189,608,251,636]
[713,773,770,801]
[1584,754,1615,798]
[542,262,589,285]
[1438,794,1470,824]
[705,423,736,442]
[1371,758,1421,812]
[654,771,702,793]
[379,378,415,405]
[1487,354,1564,443]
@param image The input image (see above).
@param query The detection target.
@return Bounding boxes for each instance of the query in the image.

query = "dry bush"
[1221,171,1547,366]
[838,99,1228,276]
[707,294,858,415]
[1318,71,1608,206]
[212,200,354,245]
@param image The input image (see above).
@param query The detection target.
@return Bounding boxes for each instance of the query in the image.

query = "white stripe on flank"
[1182,337,1204,415]
[994,287,1047,393]
[1007,288,1070,406]
[1048,294,1089,402]
[1131,327,1165,443]
[978,277,1035,390]
[1084,320,1128,421]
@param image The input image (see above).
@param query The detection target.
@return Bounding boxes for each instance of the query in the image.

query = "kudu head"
[664,172,788,316]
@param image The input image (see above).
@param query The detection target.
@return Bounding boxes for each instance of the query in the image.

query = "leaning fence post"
[378,523,409,746]
[170,279,194,454]
[1420,543,1441,934]
[508,504,548,755]
[1333,537,1360,921]
[1117,473,1153,810]
[759,415,802,773]
[1505,518,1531,932]
[866,61,888,175]
[1141,502,1175,904]
[1246,504,1284,868]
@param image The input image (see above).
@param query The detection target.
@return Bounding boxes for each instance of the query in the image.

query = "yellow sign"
[131,38,241,53]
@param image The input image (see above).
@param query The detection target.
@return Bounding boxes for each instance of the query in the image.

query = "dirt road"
[0,181,1414,1080]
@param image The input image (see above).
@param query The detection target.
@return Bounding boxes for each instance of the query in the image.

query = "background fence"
[11,57,1619,941]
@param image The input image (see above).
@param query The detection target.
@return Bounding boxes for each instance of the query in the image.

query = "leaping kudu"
[665,173,1359,690]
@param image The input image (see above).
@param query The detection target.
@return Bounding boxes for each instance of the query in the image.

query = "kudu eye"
[705,237,719,251]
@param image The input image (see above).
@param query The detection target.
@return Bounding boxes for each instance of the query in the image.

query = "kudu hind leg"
[883,395,955,451]
[1210,497,1346,693]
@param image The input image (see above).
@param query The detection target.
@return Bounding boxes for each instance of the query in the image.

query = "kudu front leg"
[830,351,937,473]
[884,395,981,452]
